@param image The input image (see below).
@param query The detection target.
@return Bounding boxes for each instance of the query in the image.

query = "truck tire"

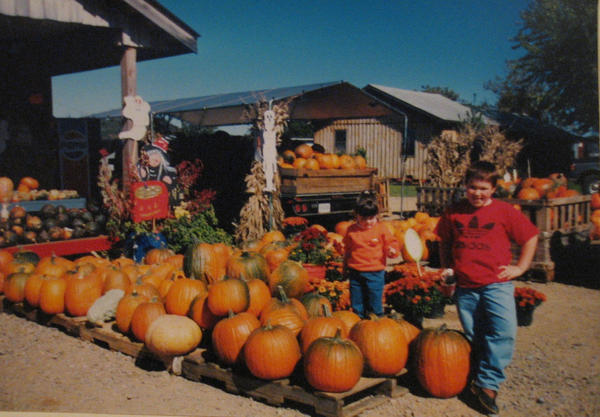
[582,173,600,194]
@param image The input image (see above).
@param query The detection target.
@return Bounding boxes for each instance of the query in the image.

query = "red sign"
[131,181,169,223]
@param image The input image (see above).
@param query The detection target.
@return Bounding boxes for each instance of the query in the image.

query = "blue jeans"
[348,269,385,318]
[456,281,517,392]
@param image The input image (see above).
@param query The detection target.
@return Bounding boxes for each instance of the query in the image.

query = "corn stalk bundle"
[426,129,475,188]
[235,161,284,244]
[476,126,523,176]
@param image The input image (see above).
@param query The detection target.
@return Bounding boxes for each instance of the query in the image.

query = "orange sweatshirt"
[343,222,400,271]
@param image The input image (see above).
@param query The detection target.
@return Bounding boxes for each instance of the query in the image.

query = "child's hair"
[355,190,379,217]
[465,160,500,187]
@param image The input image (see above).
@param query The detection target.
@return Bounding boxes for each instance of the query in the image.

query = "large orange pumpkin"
[211,311,260,366]
[207,278,250,316]
[63,267,104,317]
[268,260,308,299]
[245,278,272,317]
[413,324,471,398]
[188,293,220,330]
[303,329,364,392]
[243,323,302,380]
[349,316,410,376]
[115,292,150,334]
[130,297,167,342]
[299,305,347,353]
[39,276,67,314]
[184,242,228,284]
[164,278,208,316]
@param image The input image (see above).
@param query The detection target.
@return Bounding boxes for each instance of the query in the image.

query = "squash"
[145,314,202,357]
[86,289,125,325]
[304,328,364,392]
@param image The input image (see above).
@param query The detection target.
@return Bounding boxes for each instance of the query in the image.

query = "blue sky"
[52,0,530,118]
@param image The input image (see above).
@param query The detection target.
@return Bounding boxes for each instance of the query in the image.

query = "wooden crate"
[279,167,377,195]
[182,349,407,417]
[416,187,593,281]
[1,297,84,336]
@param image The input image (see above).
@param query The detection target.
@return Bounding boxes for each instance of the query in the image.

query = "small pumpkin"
[115,292,150,334]
[243,323,302,380]
[38,276,67,314]
[144,248,175,265]
[304,328,364,392]
[188,293,220,330]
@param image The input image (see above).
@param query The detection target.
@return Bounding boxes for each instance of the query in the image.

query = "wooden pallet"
[182,349,407,417]
[1,297,84,336]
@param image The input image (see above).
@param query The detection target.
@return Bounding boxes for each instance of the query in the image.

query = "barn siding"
[314,118,429,180]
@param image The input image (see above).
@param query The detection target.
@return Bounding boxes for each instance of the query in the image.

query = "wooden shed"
[0,0,198,195]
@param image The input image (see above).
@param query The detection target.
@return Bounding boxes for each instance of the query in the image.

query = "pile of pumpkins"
[498,173,581,200]
[277,143,368,170]
[0,203,106,247]
[0,176,78,203]
[0,233,469,398]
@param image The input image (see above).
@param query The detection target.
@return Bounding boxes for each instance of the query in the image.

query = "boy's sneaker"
[470,382,499,415]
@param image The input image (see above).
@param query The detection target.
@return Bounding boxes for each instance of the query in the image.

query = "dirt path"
[1,280,599,417]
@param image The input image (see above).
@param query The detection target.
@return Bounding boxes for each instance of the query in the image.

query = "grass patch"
[389,184,417,197]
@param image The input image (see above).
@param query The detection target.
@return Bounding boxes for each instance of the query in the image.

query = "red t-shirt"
[343,222,400,271]
[435,199,539,288]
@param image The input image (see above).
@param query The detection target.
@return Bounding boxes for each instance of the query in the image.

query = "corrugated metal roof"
[365,84,491,123]
[91,81,342,118]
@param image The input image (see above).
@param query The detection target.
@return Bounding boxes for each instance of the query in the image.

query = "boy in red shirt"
[435,161,539,415]
[343,191,399,318]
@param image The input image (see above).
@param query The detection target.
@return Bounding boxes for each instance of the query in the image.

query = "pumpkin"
[226,251,269,283]
[294,143,314,159]
[243,323,302,380]
[349,316,410,376]
[316,153,334,169]
[517,187,541,200]
[115,292,150,334]
[38,276,67,314]
[0,177,14,203]
[260,304,306,336]
[591,193,600,210]
[353,155,367,169]
[188,293,220,330]
[145,314,202,357]
[292,157,308,169]
[264,247,289,273]
[299,304,347,353]
[63,267,104,317]
[102,267,132,294]
[129,278,161,300]
[301,292,333,318]
[338,154,356,170]
[35,255,72,277]
[0,249,14,274]
[24,273,53,307]
[261,285,309,322]
[331,310,361,334]
[303,158,320,170]
[144,248,175,265]
[211,311,260,366]
[207,278,250,316]
[303,328,364,392]
[245,278,272,317]
[260,230,286,248]
[281,149,296,164]
[184,242,227,284]
[165,254,184,270]
[532,178,555,197]
[268,260,308,299]
[3,272,30,302]
[130,297,167,342]
[19,176,39,189]
[141,263,176,288]
[413,324,471,398]
[111,256,135,269]
[164,278,207,316]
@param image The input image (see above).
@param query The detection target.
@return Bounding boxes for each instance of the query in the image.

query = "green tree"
[421,85,460,101]
[485,0,598,133]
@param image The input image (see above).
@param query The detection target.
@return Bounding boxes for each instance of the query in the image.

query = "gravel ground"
[1,280,599,417]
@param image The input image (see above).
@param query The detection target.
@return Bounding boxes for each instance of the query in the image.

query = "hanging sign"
[131,180,169,223]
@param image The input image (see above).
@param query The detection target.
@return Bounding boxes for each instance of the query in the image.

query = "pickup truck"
[278,166,378,217]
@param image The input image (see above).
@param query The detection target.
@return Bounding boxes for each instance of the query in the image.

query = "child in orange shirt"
[343,191,400,318]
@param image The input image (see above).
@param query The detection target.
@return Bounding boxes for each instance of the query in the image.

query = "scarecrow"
[137,134,177,191]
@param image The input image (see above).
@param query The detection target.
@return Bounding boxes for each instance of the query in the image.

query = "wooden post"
[121,47,138,192]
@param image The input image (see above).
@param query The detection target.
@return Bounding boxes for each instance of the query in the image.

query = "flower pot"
[302,264,327,281]
[516,306,535,327]
[425,301,445,318]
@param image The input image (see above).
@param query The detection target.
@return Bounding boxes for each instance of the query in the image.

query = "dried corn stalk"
[234,161,284,244]
[426,129,475,187]
[477,126,523,176]
[426,125,523,187]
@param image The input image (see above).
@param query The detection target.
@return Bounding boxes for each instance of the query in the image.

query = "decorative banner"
[131,180,169,223]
